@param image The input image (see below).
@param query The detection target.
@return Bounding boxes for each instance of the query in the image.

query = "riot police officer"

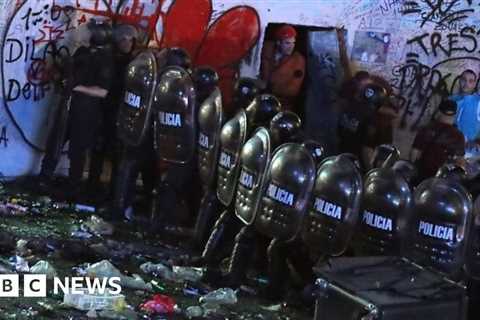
[88,24,138,199]
[193,77,266,247]
[337,79,393,170]
[152,66,220,229]
[38,20,114,199]
[227,77,265,119]
[196,95,282,271]
[202,110,304,286]
[112,47,192,222]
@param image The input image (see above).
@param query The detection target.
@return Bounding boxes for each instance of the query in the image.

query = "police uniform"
[68,45,114,187]
[88,47,135,195]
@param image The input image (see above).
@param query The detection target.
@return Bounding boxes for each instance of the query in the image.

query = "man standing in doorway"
[261,24,306,113]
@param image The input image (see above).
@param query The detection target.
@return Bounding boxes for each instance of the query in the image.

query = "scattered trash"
[139,294,176,314]
[53,202,71,210]
[37,196,52,206]
[0,263,11,274]
[0,202,28,216]
[252,275,269,285]
[239,285,257,296]
[0,184,311,319]
[11,255,29,272]
[71,223,96,239]
[172,266,205,282]
[182,282,210,297]
[185,305,204,319]
[140,261,174,280]
[37,301,55,316]
[85,260,152,291]
[260,304,282,312]
[98,307,138,320]
[71,228,93,239]
[19,307,39,317]
[16,239,31,257]
[75,204,96,213]
[83,215,114,236]
[29,260,57,279]
[63,288,126,311]
[150,280,166,293]
[86,309,98,318]
[199,288,238,305]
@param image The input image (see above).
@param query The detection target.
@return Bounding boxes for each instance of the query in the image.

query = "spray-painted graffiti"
[402,0,477,28]
[393,0,479,129]
[406,27,480,57]
[0,125,8,147]
[1,0,260,150]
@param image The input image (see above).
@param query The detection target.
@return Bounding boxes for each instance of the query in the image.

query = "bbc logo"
[0,275,47,297]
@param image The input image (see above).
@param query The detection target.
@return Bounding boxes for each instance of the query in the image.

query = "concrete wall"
[1,0,479,177]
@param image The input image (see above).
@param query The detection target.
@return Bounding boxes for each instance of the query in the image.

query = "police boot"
[201,210,231,264]
[223,225,256,288]
[110,156,136,221]
[263,238,289,301]
[200,209,236,284]
[150,181,180,232]
[193,190,223,249]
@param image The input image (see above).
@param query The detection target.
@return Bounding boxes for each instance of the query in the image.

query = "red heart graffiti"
[159,0,260,110]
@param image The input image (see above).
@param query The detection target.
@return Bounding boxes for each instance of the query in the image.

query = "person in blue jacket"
[451,69,480,155]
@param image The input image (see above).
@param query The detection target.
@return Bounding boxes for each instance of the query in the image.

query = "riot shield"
[405,176,472,278]
[255,143,316,242]
[153,66,197,163]
[300,154,363,256]
[216,110,248,206]
[355,167,413,256]
[197,87,223,189]
[235,127,271,225]
[117,50,158,147]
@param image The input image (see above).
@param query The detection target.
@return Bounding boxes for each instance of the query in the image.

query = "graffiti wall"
[1,0,479,177]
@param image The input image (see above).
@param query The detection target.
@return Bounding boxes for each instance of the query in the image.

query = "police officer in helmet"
[38,20,114,199]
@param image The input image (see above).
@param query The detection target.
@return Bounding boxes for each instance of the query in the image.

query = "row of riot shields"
[196,99,477,283]
[116,50,479,288]
[116,50,197,164]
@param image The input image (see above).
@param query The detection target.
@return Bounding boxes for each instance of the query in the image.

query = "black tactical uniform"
[38,22,114,195]
[112,47,192,222]
[68,43,114,187]
[88,36,136,196]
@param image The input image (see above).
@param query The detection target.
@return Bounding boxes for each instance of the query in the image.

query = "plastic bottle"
[199,288,238,305]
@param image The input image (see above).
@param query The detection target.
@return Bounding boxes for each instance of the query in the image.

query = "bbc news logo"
[0,275,122,297]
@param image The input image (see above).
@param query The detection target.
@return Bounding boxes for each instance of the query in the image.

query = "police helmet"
[245,94,281,128]
[302,140,327,165]
[269,111,302,146]
[165,47,192,70]
[233,77,265,110]
[192,66,219,96]
[435,163,467,182]
[88,21,112,47]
